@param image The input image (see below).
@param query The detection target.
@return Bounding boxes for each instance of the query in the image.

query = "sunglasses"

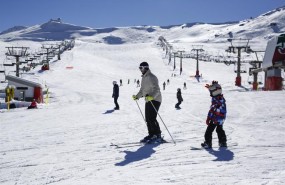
[139,66,149,70]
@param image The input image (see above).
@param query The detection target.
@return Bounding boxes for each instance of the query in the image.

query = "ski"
[110,142,143,148]
[110,140,170,148]
[190,143,238,150]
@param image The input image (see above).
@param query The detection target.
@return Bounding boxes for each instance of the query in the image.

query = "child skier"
[201,81,227,148]
[28,99,38,109]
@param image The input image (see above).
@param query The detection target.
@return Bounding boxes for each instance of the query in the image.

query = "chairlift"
[25,58,33,62]
[247,75,253,84]
[205,56,213,62]
[241,64,247,73]
[20,61,28,64]
[0,68,6,83]
[247,74,263,85]
[3,62,15,66]
[258,75,263,85]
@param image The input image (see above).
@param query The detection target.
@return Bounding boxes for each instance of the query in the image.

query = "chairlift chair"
[240,64,247,73]
[258,75,263,85]
[247,75,253,84]
[3,63,15,66]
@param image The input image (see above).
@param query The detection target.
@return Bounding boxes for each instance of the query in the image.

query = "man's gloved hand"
[132,95,138,100]
[145,95,154,102]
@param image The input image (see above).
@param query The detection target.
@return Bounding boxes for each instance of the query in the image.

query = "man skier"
[202,81,227,148]
[112,81,120,110]
[132,62,163,143]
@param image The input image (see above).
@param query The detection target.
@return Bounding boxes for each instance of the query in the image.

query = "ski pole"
[149,100,176,144]
[135,100,147,125]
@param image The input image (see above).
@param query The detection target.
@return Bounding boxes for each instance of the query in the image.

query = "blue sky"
[0,0,284,31]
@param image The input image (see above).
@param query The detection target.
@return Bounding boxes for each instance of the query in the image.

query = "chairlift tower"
[248,50,264,90]
[173,52,178,70]
[226,38,251,86]
[5,47,29,77]
[41,44,56,69]
[177,50,185,75]
[168,46,173,65]
[54,44,61,60]
[191,45,204,77]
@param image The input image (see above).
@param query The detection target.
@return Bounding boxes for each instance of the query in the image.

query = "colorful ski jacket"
[207,94,227,125]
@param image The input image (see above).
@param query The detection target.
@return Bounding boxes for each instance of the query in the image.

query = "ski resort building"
[250,34,285,90]
[5,75,43,102]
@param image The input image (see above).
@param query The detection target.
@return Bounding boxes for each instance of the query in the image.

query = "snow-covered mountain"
[0,6,284,43]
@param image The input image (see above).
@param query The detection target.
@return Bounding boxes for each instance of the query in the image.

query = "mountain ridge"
[0,6,284,43]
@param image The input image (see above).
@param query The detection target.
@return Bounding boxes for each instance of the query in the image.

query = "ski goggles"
[139,66,149,70]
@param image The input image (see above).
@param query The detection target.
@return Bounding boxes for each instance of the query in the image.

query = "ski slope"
[1,6,285,184]
[0,37,285,185]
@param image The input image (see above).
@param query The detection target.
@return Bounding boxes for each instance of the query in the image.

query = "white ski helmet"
[208,82,222,97]
[113,81,117,85]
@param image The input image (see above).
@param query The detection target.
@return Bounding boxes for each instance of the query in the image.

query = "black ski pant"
[145,100,161,136]
[113,96,119,109]
[175,101,182,108]
[204,122,227,145]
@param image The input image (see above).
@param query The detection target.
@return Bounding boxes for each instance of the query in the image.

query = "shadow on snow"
[103,109,115,114]
[115,143,160,166]
[207,147,234,161]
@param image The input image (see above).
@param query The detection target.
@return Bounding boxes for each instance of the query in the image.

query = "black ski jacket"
[113,84,119,98]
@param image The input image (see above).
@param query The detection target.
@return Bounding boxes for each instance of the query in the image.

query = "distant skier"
[163,82,166,90]
[112,81,120,110]
[28,99,37,109]
[183,82,187,90]
[120,79,123,86]
[132,61,163,143]
[175,88,183,109]
[136,79,140,87]
[201,81,227,148]
[167,79,170,85]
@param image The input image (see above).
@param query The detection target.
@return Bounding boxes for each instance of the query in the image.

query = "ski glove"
[145,95,154,102]
[205,84,210,88]
[132,95,138,100]
[206,117,210,125]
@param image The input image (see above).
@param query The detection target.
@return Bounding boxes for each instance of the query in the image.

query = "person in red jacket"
[28,99,37,109]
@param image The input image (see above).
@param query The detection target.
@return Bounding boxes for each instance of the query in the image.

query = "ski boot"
[140,135,152,143]
[201,141,212,149]
[147,135,163,144]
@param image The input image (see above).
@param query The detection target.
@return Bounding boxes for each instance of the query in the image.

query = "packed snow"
[0,7,285,185]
